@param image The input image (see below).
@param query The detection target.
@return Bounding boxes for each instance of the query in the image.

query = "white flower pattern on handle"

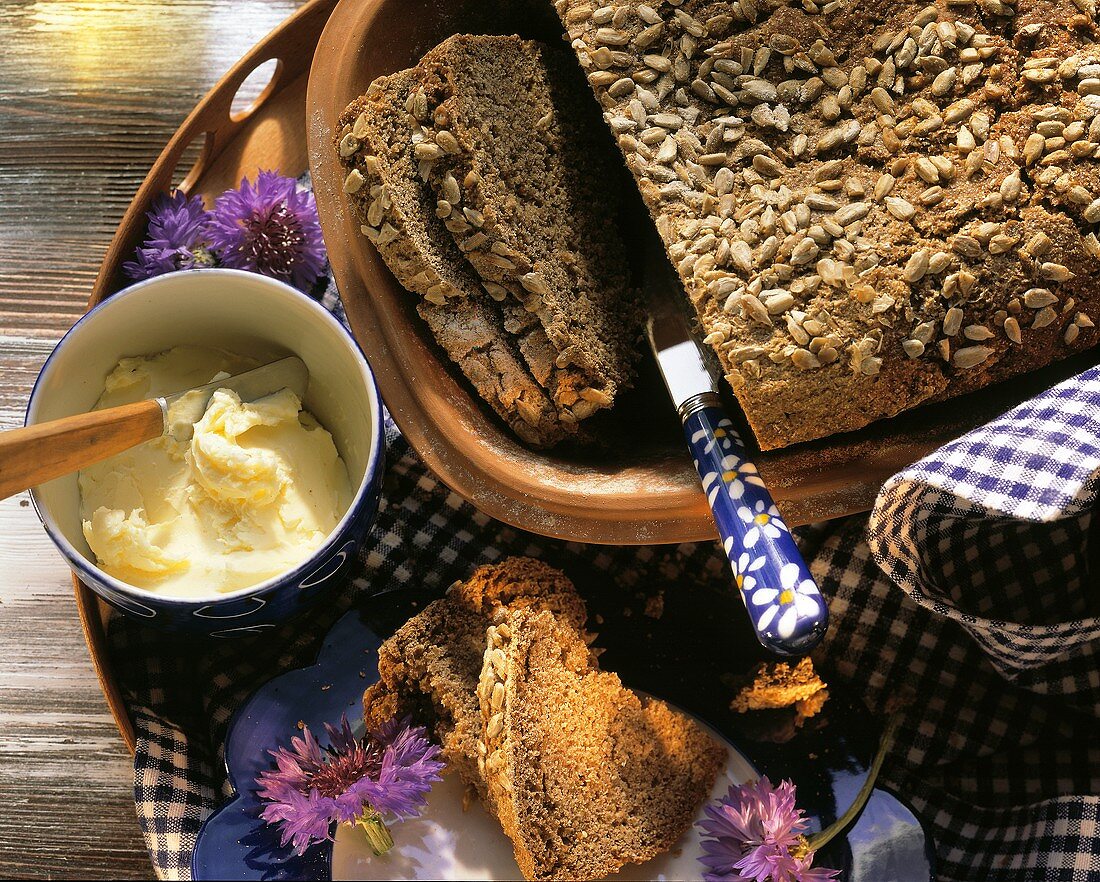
[736,499,790,548]
[731,551,767,599]
[751,562,823,639]
[719,454,767,501]
[688,404,828,653]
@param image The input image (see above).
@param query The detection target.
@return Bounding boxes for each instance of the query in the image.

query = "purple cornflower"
[697,777,839,882]
[123,191,212,280]
[256,715,444,856]
[207,170,326,291]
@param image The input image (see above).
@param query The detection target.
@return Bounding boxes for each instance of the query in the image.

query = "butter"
[79,346,353,597]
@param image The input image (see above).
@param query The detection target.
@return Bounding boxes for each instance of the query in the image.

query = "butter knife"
[644,247,828,656]
[0,356,308,501]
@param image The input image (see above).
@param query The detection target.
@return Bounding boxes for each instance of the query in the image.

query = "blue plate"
[193,600,936,881]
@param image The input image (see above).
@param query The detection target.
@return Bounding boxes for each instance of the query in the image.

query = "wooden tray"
[75,0,1100,752]
[80,0,339,752]
[306,0,1099,545]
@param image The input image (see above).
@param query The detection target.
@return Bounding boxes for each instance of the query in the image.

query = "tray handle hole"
[172,131,214,194]
[229,58,283,123]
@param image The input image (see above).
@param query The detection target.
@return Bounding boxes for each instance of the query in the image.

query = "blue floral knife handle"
[682,393,828,655]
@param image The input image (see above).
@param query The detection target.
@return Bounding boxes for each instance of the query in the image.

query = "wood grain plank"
[0,1,307,877]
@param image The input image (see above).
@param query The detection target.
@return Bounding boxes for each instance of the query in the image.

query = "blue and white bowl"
[26,269,385,635]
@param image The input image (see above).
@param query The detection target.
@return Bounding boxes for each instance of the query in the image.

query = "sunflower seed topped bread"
[556,0,1100,448]
[411,35,644,420]
[336,73,572,448]
[363,558,724,880]
[361,558,588,803]
[476,606,726,881]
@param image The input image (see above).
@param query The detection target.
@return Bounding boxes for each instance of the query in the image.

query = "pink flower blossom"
[697,776,840,882]
[256,715,444,856]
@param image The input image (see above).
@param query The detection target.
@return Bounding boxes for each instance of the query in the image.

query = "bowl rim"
[26,267,386,609]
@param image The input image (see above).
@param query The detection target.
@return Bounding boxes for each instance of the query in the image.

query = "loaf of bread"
[556,0,1100,448]
[477,607,726,881]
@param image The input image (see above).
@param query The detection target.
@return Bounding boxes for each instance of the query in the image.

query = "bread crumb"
[730,657,828,724]
[643,593,664,619]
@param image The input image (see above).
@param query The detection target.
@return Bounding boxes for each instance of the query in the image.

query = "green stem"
[354,809,395,856]
[806,712,902,854]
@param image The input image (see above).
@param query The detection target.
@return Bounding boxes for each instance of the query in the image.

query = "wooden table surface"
[0,2,306,877]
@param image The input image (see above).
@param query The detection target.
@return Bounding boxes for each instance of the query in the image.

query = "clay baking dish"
[306,0,1099,544]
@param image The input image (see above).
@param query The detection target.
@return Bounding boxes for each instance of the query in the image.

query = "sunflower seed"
[594,27,631,45]
[1023,288,1057,308]
[1001,316,1022,343]
[859,356,882,376]
[944,98,976,124]
[989,234,1019,255]
[441,174,462,205]
[902,338,926,358]
[790,239,819,265]
[742,294,773,325]
[1040,262,1075,281]
[999,170,1022,203]
[903,248,931,282]
[753,154,785,177]
[915,157,940,183]
[963,324,995,340]
[414,141,445,162]
[1032,306,1057,328]
[343,168,366,193]
[911,321,936,344]
[873,173,896,200]
[885,196,916,220]
[943,307,964,336]
[835,202,870,225]
[953,346,993,368]
[520,272,550,296]
[931,66,958,96]
[791,348,821,369]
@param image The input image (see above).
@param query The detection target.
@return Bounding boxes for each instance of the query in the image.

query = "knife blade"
[642,236,828,656]
[162,356,309,439]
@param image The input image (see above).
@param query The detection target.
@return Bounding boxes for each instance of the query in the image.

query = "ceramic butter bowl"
[26,268,384,635]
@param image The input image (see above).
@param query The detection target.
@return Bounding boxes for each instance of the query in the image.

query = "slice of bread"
[363,559,588,803]
[412,35,642,421]
[477,607,727,881]
[337,72,575,448]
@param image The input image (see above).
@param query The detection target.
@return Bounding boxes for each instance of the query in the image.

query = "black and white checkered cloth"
[107,263,1100,881]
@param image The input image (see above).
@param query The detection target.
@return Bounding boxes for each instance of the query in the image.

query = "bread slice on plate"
[337,72,574,447]
[362,558,588,803]
[412,34,642,421]
[476,607,726,881]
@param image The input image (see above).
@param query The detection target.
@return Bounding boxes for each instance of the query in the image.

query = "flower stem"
[355,810,395,856]
[806,712,902,854]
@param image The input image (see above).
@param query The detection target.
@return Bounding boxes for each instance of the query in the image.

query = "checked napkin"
[105,264,1100,881]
